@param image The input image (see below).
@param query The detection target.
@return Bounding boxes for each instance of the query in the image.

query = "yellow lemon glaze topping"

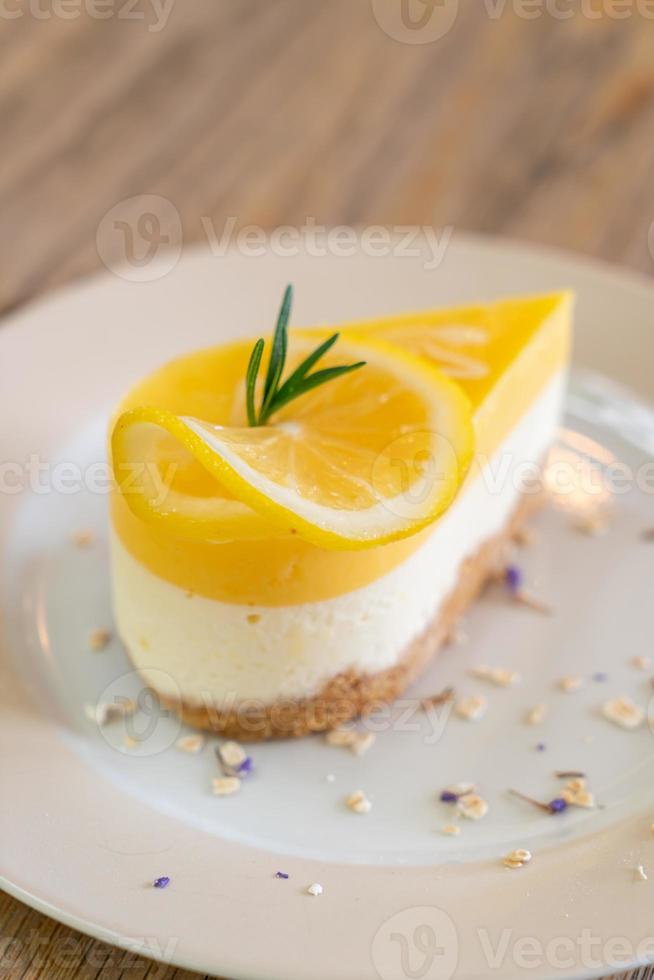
[111,336,474,549]
[110,291,572,605]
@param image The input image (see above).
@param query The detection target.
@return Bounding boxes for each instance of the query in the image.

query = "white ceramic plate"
[2,234,654,980]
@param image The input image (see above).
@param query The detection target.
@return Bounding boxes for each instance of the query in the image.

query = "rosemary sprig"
[245,284,366,426]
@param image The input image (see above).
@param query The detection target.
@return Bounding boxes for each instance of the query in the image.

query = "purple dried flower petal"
[593,672,608,683]
[275,871,289,879]
[237,756,254,776]
[153,876,170,889]
[440,790,459,803]
[509,789,567,814]
[505,565,523,593]
[536,743,546,752]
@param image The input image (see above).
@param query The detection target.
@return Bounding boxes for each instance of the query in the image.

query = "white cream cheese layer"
[111,373,565,706]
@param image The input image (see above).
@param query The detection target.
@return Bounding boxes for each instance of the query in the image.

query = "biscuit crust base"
[140,492,543,741]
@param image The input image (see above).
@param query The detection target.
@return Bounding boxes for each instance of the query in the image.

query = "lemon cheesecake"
[110,290,572,739]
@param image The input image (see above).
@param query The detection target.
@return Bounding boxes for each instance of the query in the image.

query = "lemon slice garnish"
[111,335,473,550]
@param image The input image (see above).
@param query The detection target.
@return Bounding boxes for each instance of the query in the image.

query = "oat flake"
[602,696,644,730]
[455,696,487,721]
[176,735,206,754]
[558,676,583,693]
[212,776,241,796]
[503,848,532,869]
[220,741,247,768]
[525,704,548,726]
[470,665,520,688]
[457,794,489,821]
[441,824,461,836]
[346,790,372,815]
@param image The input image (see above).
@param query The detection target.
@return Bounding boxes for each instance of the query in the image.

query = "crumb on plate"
[176,734,206,754]
[326,728,375,756]
[602,696,644,730]
[469,665,520,688]
[457,793,489,821]
[88,628,112,652]
[525,704,548,726]
[346,790,372,814]
[455,695,487,721]
[212,776,241,797]
[503,848,532,869]
[558,676,583,693]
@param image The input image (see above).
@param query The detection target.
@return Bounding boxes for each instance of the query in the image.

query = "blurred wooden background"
[2,1,654,977]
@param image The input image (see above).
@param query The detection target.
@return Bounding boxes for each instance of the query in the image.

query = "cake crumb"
[515,591,552,615]
[457,793,489,821]
[88,628,112,652]
[176,734,206,754]
[636,865,648,881]
[326,728,375,756]
[84,698,135,727]
[346,790,372,814]
[503,848,532,869]
[447,625,468,647]
[561,777,595,809]
[326,773,336,783]
[441,824,461,836]
[525,704,548,726]
[602,696,644,730]
[307,882,323,897]
[558,676,583,693]
[470,665,520,688]
[216,741,253,777]
[352,733,376,757]
[72,529,94,548]
[326,728,358,749]
[631,656,651,671]
[220,741,247,768]
[455,696,487,721]
[212,776,241,796]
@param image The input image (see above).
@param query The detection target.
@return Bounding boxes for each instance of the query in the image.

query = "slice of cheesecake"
[109,291,572,740]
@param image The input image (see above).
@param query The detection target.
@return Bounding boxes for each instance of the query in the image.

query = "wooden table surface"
[2,2,654,978]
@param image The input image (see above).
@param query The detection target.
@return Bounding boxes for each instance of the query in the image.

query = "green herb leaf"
[264,362,366,419]
[260,284,292,419]
[245,337,265,427]
[271,332,339,408]
[244,285,366,426]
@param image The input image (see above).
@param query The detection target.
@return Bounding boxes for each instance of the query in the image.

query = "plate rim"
[3,232,654,980]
